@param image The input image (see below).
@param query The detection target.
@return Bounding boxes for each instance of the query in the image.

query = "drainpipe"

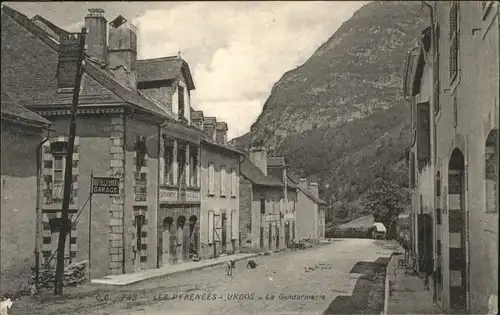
[35,129,52,291]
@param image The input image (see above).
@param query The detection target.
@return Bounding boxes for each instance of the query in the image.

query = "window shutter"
[231,169,237,197]
[208,164,215,195]
[208,211,214,244]
[231,210,237,239]
[220,166,226,196]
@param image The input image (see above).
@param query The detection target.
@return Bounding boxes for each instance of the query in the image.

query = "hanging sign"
[92,177,120,194]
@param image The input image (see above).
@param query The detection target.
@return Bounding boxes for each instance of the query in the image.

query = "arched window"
[485,129,498,213]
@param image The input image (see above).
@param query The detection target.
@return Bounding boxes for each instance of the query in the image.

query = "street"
[13,239,397,315]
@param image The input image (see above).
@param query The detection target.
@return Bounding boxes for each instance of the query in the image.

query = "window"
[134,173,147,202]
[51,142,68,203]
[163,140,174,185]
[178,145,186,186]
[448,1,459,82]
[220,166,226,197]
[485,129,498,213]
[178,85,185,120]
[260,194,266,214]
[416,102,431,169]
[208,211,214,244]
[231,169,237,197]
[53,155,65,183]
[231,210,237,240]
[190,148,198,187]
[208,163,215,195]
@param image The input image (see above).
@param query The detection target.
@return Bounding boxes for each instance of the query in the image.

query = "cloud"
[71,1,366,139]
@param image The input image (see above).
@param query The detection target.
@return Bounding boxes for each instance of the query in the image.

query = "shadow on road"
[323,257,390,315]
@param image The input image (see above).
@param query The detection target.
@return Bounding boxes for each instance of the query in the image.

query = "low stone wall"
[330,227,372,239]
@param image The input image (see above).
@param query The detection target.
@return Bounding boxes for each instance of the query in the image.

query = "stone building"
[0,92,51,295]
[0,5,224,281]
[190,113,243,259]
[239,147,298,253]
[293,178,327,240]
[404,2,499,313]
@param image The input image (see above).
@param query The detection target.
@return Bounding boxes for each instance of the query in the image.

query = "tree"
[361,176,409,237]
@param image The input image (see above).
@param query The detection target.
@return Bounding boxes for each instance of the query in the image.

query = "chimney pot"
[84,8,107,63]
[216,122,228,145]
[107,15,138,88]
[299,178,308,191]
[203,117,217,140]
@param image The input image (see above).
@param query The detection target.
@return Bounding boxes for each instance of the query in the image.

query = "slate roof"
[268,156,286,167]
[1,91,51,126]
[240,158,283,187]
[84,60,169,117]
[136,56,196,90]
[1,5,59,51]
[31,14,68,38]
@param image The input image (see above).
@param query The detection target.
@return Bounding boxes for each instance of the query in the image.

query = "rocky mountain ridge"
[232,1,427,212]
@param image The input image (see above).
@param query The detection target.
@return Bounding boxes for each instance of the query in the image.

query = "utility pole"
[54,28,87,295]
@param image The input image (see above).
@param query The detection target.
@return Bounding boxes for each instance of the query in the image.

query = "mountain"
[231,1,426,217]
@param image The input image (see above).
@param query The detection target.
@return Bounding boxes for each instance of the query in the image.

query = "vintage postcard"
[0,1,498,315]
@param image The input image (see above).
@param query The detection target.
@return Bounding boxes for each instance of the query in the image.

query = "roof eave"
[1,113,51,129]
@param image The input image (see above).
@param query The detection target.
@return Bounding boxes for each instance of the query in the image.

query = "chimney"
[215,122,228,145]
[299,178,308,192]
[249,147,268,176]
[309,181,319,198]
[107,15,137,88]
[58,31,86,91]
[84,8,107,63]
[191,111,204,130]
[203,117,217,140]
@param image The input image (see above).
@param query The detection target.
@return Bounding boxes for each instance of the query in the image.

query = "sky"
[5,1,367,140]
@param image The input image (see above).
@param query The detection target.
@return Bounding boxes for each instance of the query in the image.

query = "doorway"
[260,227,264,252]
[417,214,433,275]
[276,225,280,250]
[285,222,290,248]
[162,217,173,265]
[221,213,227,254]
[268,223,272,251]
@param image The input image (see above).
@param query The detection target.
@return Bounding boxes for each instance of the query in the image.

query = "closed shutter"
[208,211,214,244]
[208,164,215,195]
[231,210,237,239]
[231,169,237,197]
[214,214,222,242]
[220,166,226,196]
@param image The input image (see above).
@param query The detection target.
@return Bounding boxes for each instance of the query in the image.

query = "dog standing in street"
[246,259,258,269]
[226,259,236,276]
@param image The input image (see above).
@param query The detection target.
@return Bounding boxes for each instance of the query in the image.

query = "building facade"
[0,92,51,295]
[404,2,499,313]
[239,147,298,253]
[294,178,327,240]
[194,114,242,259]
[1,6,233,284]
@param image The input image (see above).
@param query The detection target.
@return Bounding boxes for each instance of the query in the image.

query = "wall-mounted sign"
[92,177,120,194]
[160,188,178,202]
[186,190,200,201]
